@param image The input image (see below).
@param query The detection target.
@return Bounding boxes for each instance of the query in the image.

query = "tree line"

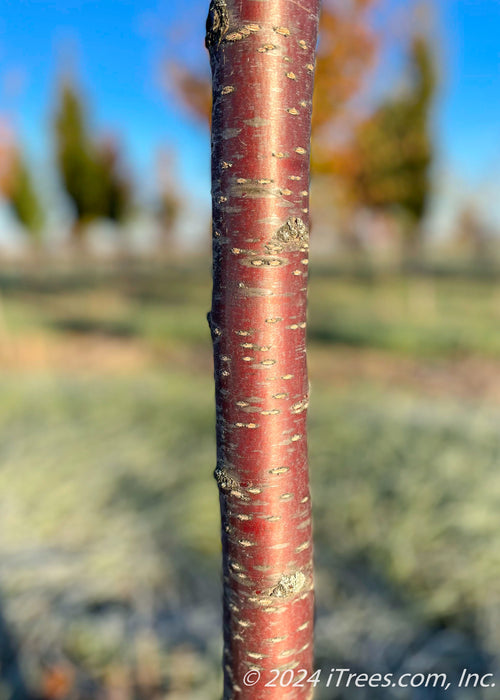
[3,2,488,262]
[0,79,181,250]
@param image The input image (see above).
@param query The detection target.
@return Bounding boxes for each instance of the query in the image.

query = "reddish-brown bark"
[206,1,320,697]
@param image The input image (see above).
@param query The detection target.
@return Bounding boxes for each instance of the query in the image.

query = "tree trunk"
[206,1,320,697]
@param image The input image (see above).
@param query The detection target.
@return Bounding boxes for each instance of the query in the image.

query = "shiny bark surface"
[206,1,321,697]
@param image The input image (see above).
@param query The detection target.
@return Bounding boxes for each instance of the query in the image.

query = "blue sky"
[0,0,212,206]
[438,1,500,182]
[0,0,499,230]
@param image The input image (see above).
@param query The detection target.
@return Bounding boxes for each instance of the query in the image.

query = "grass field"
[1,260,500,698]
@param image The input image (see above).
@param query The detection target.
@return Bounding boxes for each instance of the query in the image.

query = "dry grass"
[0,261,499,698]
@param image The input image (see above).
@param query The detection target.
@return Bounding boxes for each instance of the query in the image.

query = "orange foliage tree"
[169,0,378,144]
[311,0,378,173]
[0,120,44,238]
[167,0,379,258]
[0,120,16,196]
[168,63,212,125]
[171,1,436,255]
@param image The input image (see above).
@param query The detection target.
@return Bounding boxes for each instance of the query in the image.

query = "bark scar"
[214,466,238,492]
[271,572,307,598]
[266,217,309,253]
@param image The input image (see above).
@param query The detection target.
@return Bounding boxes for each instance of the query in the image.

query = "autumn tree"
[0,124,44,241]
[54,80,131,245]
[206,0,320,697]
[172,1,377,137]
[168,62,212,125]
[170,0,377,255]
[0,121,12,197]
[311,0,378,173]
[8,155,45,240]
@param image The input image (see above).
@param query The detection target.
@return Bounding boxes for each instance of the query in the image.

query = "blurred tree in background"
[0,1,443,261]
[309,0,380,253]
[8,155,45,240]
[55,80,131,245]
[341,35,436,252]
[169,0,379,139]
[95,136,132,225]
[0,123,45,241]
[168,63,211,125]
[452,204,494,266]
[311,0,378,168]
[0,121,16,199]
[156,148,181,253]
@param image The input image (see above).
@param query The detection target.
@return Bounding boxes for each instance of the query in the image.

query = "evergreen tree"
[346,36,436,246]
[0,125,44,240]
[93,137,131,224]
[9,156,45,239]
[54,81,131,242]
